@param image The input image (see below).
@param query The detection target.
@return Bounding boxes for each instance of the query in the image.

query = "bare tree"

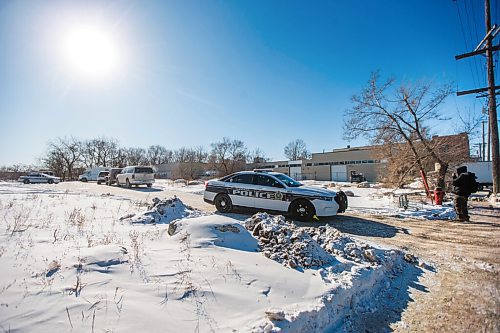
[147,145,173,165]
[43,137,82,180]
[113,148,129,168]
[344,72,456,188]
[209,138,248,175]
[284,139,311,161]
[81,137,119,167]
[124,147,147,166]
[249,148,268,163]
[192,146,208,163]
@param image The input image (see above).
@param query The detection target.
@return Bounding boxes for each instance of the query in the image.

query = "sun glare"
[63,26,118,79]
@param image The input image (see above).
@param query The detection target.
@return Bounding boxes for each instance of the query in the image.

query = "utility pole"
[485,0,499,193]
[455,0,499,193]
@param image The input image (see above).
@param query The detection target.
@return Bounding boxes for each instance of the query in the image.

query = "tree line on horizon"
[1,137,312,180]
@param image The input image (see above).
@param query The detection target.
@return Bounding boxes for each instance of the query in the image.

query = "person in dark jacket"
[452,166,475,222]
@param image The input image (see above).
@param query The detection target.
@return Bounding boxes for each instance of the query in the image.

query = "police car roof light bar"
[253,169,272,173]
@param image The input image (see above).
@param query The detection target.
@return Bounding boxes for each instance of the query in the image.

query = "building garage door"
[289,166,302,180]
[331,165,347,182]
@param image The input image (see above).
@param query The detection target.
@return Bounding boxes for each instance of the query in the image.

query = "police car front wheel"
[290,199,315,222]
[215,194,233,213]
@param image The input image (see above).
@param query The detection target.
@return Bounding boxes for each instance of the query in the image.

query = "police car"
[203,171,348,221]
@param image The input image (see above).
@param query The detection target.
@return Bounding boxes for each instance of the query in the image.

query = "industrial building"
[248,133,470,182]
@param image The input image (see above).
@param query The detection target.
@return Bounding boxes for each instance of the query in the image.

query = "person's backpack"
[468,172,480,193]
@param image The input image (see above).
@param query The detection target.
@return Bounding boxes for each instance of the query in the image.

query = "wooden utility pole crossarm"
[455,44,500,60]
[456,85,500,96]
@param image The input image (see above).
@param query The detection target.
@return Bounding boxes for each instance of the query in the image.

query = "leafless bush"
[41,213,54,229]
[8,210,31,235]
[66,208,86,231]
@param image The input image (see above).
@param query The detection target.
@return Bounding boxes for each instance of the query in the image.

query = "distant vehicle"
[39,170,55,177]
[105,168,123,186]
[18,173,60,184]
[458,161,493,187]
[78,167,109,182]
[350,171,366,183]
[204,170,348,221]
[116,166,155,188]
[96,171,110,185]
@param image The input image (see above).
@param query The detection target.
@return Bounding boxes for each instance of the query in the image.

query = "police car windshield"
[274,174,302,187]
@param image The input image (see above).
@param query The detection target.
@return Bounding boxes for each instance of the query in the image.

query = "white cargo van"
[78,167,109,182]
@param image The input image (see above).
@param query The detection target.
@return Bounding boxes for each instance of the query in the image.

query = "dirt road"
[313,203,499,333]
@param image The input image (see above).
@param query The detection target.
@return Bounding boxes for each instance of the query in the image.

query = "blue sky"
[0,0,497,165]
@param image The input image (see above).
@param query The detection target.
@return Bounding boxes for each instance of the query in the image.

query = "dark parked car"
[97,171,110,185]
[105,168,123,186]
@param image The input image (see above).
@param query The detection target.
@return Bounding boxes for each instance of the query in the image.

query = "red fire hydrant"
[434,187,444,205]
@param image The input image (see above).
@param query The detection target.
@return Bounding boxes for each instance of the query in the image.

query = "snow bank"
[120,196,203,224]
[166,212,422,332]
[244,213,380,269]
[239,213,419,332]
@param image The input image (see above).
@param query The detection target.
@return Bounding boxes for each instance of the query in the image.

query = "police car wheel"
[291,199,315,222]
[23,179,30,184]
[215,194,232,213]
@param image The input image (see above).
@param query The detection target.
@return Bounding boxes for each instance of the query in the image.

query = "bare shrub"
[66,208,86,231]
[8,210,31,235]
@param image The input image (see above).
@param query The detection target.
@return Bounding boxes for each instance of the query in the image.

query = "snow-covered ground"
[0,180,441,332]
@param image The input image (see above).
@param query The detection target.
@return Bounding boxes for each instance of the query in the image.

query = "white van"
[78,167,109,182]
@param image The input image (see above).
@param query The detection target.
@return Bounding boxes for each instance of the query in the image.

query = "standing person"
[452,166,477,222]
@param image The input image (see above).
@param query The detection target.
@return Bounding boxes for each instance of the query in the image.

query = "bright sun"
[63,26,118,79]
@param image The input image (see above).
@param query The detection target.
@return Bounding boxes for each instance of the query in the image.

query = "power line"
[464,0,484,85]
[456,0,479,87]
[470,0,488,83]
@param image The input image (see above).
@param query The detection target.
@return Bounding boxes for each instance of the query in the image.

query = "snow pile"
[152,179,206,195]
[120,196,203,224]
[488,193,500,207]
[398,203,457,220]
[245,213,380,269]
